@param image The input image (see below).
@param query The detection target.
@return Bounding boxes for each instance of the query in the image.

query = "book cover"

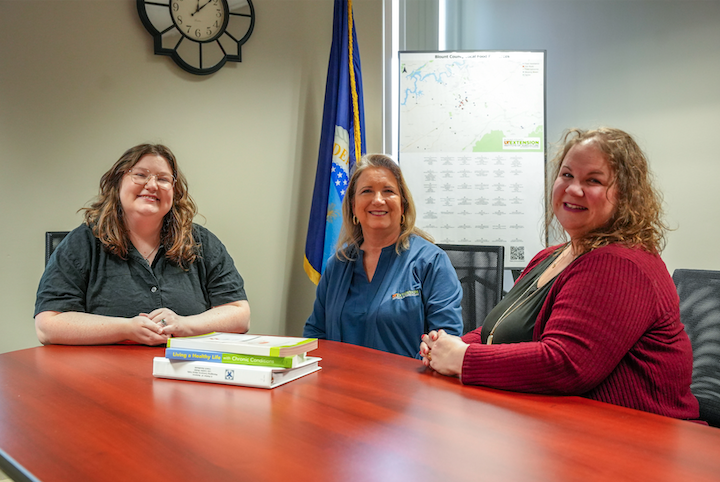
[166,333,318,357]
[164,348,306,369]
[152,356,322,389]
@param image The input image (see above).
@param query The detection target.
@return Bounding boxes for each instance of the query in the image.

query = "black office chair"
[672,269,720,427]
[45,231,70,265]
[437,245,504,334]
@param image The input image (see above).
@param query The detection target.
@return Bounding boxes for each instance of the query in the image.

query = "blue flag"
[304,0,366,284]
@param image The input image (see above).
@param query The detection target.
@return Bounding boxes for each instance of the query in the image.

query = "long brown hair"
[337,154,432,260]
[546,128,668,254]
[81,144,199,268]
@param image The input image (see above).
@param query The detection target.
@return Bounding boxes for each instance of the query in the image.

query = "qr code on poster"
[510,246,525,262]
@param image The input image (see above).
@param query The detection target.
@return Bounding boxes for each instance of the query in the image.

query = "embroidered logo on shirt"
[392,289,420,300]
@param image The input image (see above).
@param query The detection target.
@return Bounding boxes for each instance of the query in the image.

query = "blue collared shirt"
[303,235,463,358]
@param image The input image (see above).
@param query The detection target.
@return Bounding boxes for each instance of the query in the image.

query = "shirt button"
[151,287,157,293]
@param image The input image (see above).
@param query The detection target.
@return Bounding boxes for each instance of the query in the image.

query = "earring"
[400,214,406,225]
[352,215,359,225]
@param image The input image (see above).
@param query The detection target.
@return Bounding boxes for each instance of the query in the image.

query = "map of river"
[399,51,546,268]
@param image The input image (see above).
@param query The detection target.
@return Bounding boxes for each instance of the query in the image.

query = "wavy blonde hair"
[336,154,432,260]
[546,128,668,255]
[81,144,199,268]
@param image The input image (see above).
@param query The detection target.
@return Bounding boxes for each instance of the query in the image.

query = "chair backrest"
[672,269,720,427]
[437,244,504,335]
[45,231,70,265]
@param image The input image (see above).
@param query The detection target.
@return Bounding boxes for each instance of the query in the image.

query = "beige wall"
[3,0,719,354]
[0,0,383,353]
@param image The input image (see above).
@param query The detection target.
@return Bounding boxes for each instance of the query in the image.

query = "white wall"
[0,0,383,353]
[473,0,720,272]
[405,0,720,274]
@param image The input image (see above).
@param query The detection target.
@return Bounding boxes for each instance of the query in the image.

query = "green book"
[164,348,305,369]
[166,333,318,358]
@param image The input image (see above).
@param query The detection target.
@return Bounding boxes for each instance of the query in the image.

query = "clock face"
[171,0,227,42]
[137,0,255,75]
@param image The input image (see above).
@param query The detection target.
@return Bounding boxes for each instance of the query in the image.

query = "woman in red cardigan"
[420,127,700,420]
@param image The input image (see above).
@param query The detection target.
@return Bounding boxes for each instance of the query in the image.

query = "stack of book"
[152,333,321,389]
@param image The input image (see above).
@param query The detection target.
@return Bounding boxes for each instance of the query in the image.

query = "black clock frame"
[137,0,255,76]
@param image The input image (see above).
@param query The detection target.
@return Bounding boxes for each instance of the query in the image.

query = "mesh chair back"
[438,245,504,334]
[673,269,720,427]
[45,231,70,265]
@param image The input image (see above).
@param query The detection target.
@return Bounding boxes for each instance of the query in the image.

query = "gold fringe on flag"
[347,0,362,165]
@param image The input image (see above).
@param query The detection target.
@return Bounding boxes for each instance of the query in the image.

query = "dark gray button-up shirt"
[35,224,247,319]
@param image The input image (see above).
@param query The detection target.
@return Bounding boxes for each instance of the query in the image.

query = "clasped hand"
[129,308,189,345]
[420,329,469,377]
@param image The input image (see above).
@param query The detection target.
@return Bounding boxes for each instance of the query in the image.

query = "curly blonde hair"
[546,128,668,255]
[81,144,199,268]
[336,154,432,260]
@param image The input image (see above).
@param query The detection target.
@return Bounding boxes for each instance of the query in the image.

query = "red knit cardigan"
[461,244,700,420]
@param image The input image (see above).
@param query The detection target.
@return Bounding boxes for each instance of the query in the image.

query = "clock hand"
[196,0,214,13]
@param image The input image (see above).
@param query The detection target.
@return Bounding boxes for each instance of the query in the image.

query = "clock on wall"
[137,0,255,75]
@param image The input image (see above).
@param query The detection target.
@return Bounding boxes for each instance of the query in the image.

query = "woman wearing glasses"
[34,144,250,345]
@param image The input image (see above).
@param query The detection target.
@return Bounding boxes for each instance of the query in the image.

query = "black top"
[480,248,562,344]
[35,223,247,319]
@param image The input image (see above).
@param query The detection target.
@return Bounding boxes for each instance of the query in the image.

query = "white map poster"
[399,51,546,269]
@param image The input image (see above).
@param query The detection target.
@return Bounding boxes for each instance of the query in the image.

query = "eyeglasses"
[127,167,175,190]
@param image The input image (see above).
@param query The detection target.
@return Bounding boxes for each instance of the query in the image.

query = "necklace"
[142,244,160,264]
[486,246,570,345]
[549,244,574,270]
[486,282,542,345]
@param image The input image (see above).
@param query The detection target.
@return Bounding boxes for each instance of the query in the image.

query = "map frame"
[398,50,547,269]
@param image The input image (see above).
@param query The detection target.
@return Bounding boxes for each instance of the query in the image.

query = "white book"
[152,356,321,389]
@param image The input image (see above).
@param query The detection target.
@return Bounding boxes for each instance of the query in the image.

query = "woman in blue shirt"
[303,154,463,358]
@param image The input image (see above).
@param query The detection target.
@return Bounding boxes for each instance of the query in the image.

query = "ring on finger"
[160,319,167,327]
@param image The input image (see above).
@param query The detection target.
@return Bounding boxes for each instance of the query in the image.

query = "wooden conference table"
[1,342,719,482]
